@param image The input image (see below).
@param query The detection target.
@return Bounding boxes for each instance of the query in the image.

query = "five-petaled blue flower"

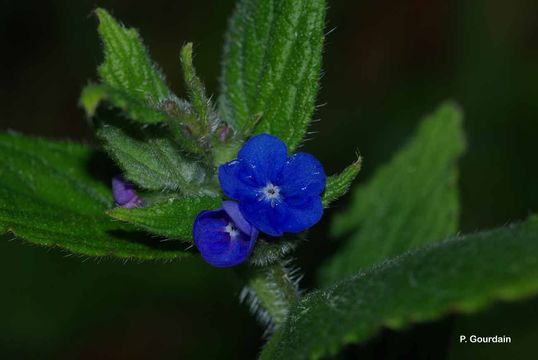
[193,201,258,267]
[218,133,326,237]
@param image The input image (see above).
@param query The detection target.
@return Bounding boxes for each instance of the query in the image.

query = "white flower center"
[224,222,240,238]
[259,183,282,207]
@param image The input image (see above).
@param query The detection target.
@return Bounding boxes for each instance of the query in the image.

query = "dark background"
[1,0,537,358]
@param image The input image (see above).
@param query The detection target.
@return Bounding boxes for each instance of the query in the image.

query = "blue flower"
[218,133,326,237]
[193,201,258,267]
[112,175,142,208]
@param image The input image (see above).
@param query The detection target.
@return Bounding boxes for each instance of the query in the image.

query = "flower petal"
[112,175,142,208]
[193,208,258,267]
[218,159,260,200]
[278,152,326,197]
[222,200,256,235]
[237,133,288,184]
[239,199,288,237]
[281,195,324,233]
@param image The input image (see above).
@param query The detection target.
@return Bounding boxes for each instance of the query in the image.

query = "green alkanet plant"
[1,1,538,359]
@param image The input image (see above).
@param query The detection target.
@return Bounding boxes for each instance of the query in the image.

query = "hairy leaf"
[319,103,465,286]
[322,157,362,207]
[97,124,217,195]
[220,0,326,150]
[261,217,538,359]
[0,132,189,260]
[95,8,171,123]
[79,83,167,123]
[108,196,220,241]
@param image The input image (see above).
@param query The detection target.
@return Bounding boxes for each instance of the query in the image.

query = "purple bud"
[193,201,258,267]
[112,175,142,209]
[219,124,230,143]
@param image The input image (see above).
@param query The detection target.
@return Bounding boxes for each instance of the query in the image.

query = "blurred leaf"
[97,124,216,195]
[108,196,220,241]
[94,8,171,123]
[322,157,362,207]
[0,132,189,260]
[79,83,167,123]
[261,217,538,360]
[319,103,465,286]
[219,0,326,151]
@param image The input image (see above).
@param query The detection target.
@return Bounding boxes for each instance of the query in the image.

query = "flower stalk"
[240,259,301,333]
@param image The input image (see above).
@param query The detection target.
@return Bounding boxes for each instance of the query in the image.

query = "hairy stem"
[240,259,301,333]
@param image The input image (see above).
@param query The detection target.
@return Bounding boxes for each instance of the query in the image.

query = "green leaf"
[322,157,362,207]
[319,103,465,286]
[97,124,217,195]
[0,132,190,260]
[94,8,171,123]
[108,196,220,241]
[261,217,538,359]
[79,83,167,123]
[220,0,326,150]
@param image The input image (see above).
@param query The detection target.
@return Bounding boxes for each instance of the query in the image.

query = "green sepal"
[248,237,301,267]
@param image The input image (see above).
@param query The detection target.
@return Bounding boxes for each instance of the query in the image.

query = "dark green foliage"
[261,217,538,359]
[219,0,326,151]
[0,133,189,260]
[319,103,465,286]
[108,196,221,241]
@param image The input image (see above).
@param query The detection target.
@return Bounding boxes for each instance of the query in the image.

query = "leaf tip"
[181,42,194,58]
[94,7,114,25]
[79,84,105,117]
